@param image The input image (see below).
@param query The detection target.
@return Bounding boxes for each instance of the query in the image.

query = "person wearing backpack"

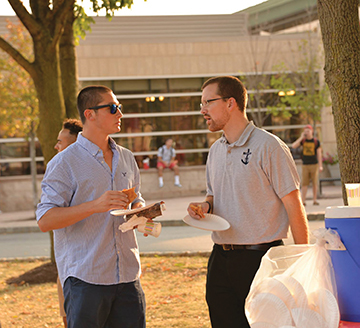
[292,125,323,206]
[157,138,182,188]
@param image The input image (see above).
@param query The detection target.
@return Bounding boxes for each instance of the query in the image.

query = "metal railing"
[0,123,314,166]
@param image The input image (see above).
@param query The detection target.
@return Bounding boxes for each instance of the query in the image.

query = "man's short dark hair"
[63,118,83,136]
[201,76,248,112]
[77,85,113,123]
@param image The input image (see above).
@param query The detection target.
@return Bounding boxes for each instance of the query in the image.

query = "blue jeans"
[63,277,146,328]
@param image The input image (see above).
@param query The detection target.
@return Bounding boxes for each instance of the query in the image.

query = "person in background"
[36,85,146,328]
[291,124,323,206]
[187,76,309,328]
[54,119,83,153]
[157,138,182,188]
[54,118,82,328]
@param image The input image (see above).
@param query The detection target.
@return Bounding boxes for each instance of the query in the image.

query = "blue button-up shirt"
[36,133,145,286]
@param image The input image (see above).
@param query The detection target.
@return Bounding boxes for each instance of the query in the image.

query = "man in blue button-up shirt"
[36,85,146,328]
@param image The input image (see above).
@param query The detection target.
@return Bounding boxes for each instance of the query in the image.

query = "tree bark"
[317,0,360,204]
[60,10,79,118]
[29,124,38,211]
[31,38,66,163]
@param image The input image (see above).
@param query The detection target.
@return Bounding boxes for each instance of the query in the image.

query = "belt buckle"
[222,244,233,251]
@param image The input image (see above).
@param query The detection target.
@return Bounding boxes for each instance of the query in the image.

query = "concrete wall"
[77,33,315,79]
[0,175,43,213]
[2,161,330,213]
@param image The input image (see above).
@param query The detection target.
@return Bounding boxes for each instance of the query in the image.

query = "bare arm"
[317,147,323,172]
[38,190,130,233]
[281,189,309,244]
[291,132,305,149]
[157,156,167,165]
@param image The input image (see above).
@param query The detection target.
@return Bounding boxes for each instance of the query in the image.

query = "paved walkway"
[0,184,344,234]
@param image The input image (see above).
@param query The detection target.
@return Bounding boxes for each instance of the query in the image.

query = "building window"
[0,73,322,176]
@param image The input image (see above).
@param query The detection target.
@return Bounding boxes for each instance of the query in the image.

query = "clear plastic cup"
[345,183,360,206]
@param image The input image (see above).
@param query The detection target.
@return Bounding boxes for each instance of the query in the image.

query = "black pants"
[206,242,283,328]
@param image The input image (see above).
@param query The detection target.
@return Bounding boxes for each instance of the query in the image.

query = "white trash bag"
[245,228,345,328]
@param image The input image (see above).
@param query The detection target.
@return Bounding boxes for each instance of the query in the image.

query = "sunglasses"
[89,103,122,114]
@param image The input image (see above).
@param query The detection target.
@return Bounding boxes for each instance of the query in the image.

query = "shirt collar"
[220,121,256,147]
[77,133,117,156]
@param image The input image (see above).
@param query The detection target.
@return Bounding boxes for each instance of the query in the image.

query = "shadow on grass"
[6,261,57,286]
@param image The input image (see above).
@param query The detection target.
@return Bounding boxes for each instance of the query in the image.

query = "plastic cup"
[345,184,360,206]
[137,221,162,237]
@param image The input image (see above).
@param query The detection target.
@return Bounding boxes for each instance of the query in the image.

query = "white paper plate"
[248,293,293,327]
[111,201,165,217]
[110,208,137,216]
[182,214,230,231]
[291,308,327,328]
[274,274,308,309]
[255,277,296,310]
[308,288,340,328]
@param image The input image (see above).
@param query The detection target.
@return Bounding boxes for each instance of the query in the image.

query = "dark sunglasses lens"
[110,104,121,114]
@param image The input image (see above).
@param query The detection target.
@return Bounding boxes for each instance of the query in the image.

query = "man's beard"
[207,110,230,132]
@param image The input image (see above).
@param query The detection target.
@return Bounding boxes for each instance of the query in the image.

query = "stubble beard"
[208,110,230,133]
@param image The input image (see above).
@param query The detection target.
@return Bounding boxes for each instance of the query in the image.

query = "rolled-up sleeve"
[36,157,74,221]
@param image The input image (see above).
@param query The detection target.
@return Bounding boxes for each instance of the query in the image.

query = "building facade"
[0,5,338,211]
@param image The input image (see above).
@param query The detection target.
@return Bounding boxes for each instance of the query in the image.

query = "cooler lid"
[325,206,360,218]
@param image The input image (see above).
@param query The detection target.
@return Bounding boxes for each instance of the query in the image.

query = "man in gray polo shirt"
[187,76,309,328]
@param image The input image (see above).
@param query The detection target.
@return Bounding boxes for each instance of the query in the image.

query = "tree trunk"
[317,0,360,204]
[32,41,66,164]
[60,11,79,119]
[29,125,38,211]
[31,38,65,265]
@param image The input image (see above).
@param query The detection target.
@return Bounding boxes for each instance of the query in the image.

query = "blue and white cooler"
[325,206,360,322]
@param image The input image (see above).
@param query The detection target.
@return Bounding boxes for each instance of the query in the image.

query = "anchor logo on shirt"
[241,149,252,165]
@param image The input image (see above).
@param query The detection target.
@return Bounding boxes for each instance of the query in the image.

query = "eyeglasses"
[200,97,229,110]
[89,103,122,114]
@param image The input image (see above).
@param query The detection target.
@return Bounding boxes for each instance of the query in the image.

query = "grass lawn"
[0,255,211,327]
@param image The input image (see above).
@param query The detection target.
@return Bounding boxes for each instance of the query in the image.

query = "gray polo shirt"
[206,121,300,245]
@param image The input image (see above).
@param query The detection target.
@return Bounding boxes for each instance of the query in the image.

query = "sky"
[0,0,267,16]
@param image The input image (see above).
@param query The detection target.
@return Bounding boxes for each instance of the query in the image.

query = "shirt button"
[228,149,231,154]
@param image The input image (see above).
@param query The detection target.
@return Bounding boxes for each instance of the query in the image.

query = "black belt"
[217,240,283,252]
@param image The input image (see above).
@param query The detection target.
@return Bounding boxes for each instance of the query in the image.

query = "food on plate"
[190,204,205,218]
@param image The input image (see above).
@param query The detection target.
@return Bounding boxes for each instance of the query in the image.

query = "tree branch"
[51,0,75,48]
[0,36,36,79]
[8,0,43,38]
